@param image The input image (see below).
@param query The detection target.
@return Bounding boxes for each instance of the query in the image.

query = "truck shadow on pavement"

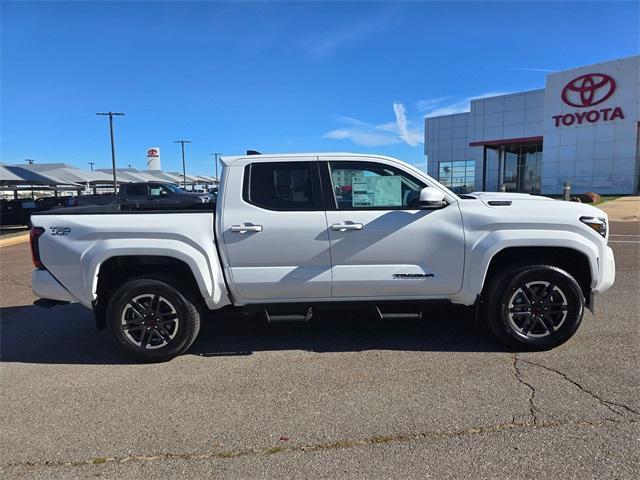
[0,303,508,365]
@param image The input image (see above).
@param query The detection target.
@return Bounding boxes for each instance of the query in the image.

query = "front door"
[323,159,465,298]
[220,159,332,302]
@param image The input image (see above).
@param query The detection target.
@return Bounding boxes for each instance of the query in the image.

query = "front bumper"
[32,269,76,303]
[593,246,615,294]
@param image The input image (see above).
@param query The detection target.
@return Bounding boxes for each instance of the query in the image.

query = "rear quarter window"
[243,162,318,211]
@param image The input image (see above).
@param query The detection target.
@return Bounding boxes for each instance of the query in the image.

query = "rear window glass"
[126,184,147,196]
[245,162,314,211]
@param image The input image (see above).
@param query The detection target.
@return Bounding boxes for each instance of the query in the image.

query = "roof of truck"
[220,152,400,166]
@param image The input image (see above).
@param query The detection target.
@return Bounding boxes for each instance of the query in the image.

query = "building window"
[438,160,475,193]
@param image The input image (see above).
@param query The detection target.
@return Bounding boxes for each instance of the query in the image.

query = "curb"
[0,233,30,248]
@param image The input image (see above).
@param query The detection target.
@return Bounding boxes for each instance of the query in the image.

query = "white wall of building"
[425,55,640,195]
[542,56,639,194]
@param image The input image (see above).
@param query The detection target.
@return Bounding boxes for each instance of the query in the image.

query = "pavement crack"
[0,278,32,289]
[1,418,635,472]
[511,353,539,424]
[520,359,640,418]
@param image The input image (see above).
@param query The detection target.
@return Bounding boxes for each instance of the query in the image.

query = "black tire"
[483,264,584,350]
[106,276,201,362]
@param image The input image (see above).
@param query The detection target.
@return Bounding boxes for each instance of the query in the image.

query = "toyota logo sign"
[147,148,159,157]
[561,73,616,108]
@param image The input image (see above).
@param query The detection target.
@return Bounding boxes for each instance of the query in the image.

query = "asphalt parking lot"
[1,222,638,479]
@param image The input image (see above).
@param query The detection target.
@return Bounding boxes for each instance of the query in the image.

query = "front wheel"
[106,276,201,362]
[484,265,585,350]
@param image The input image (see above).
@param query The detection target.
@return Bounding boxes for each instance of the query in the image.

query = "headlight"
[580,216,607,238]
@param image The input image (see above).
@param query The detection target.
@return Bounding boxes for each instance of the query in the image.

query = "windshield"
[161,183,183,193]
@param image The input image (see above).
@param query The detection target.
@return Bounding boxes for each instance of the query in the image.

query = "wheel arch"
[481,246,593,302]
[92,253,224,330]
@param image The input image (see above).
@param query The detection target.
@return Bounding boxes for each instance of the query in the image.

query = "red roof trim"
[469,136,543,147]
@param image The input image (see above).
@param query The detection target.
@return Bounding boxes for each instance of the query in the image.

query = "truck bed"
[30,202,216,216]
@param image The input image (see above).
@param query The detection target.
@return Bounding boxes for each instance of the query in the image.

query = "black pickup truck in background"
[118,182,213,208]
[1,182,214,226]
[72,182,214,209]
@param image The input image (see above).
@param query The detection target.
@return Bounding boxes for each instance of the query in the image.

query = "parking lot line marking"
[610,234,640,237]
[0,233,30,248]
[609,240,640,243]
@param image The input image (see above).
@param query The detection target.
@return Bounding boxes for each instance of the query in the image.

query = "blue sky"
[1,1,638,176]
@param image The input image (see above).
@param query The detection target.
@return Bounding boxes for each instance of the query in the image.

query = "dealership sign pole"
[146,147,161,170]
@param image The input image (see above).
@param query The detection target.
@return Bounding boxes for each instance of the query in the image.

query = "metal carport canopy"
[16,163,115,185]
[0,165,79,187]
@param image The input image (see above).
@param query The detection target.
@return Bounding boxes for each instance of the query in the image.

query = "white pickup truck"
[30,153,615,361]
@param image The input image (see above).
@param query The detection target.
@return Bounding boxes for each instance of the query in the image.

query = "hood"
[468,191,607,221]
[469,191,555,202]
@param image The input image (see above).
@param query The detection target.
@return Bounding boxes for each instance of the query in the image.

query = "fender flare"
[467,230,599,298]
[81,239,229,310]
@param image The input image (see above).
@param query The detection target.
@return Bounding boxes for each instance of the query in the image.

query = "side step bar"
[374,306,422,321]
[265,307,314,323]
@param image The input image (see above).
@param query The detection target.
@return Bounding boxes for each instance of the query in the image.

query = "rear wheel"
[484,265,584,350]
[106,277,201,362]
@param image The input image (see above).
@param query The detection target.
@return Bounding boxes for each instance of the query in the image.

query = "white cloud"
[393,102,422,147]
[304,12,400,58]
[418,91,513,117]
[503,67,557,73]
[323,103,424,148]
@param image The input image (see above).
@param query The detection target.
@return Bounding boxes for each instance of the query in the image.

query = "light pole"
[174,140,191,189]
[25,159,35,198]
[88,161,95,171]
[96,112,125,193]
[209,152,222,183]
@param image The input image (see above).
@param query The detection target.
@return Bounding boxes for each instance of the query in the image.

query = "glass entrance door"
[500,144,542,194]
[519,147,542,193]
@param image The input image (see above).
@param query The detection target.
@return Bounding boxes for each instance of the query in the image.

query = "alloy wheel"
[507,281,569,338]
[121,294,180,349]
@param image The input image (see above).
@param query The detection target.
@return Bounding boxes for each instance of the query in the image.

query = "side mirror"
[419,187,446,209]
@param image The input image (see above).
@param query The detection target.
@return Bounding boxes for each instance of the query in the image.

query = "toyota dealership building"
[425,55,639,195]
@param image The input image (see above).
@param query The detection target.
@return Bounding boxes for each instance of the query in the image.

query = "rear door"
[322,158,465,298]
[220,158,332,302]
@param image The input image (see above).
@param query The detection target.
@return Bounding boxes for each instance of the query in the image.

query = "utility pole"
[96,111,125,193]
[209,152,222,182]
[174,140,191,189]
[88,161,95,171]
[25,159,35,198]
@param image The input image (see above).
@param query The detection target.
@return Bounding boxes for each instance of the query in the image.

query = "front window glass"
[161,183,182,193]
[329,161,425,210]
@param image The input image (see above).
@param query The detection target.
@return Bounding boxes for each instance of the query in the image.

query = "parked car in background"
[119,182,213,208]
[0,198,38,226]
[34,196,73,211]
[72,194,118,207]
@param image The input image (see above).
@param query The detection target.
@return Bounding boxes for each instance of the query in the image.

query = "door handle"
[230,224,263,233]
[331,222,363,232]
